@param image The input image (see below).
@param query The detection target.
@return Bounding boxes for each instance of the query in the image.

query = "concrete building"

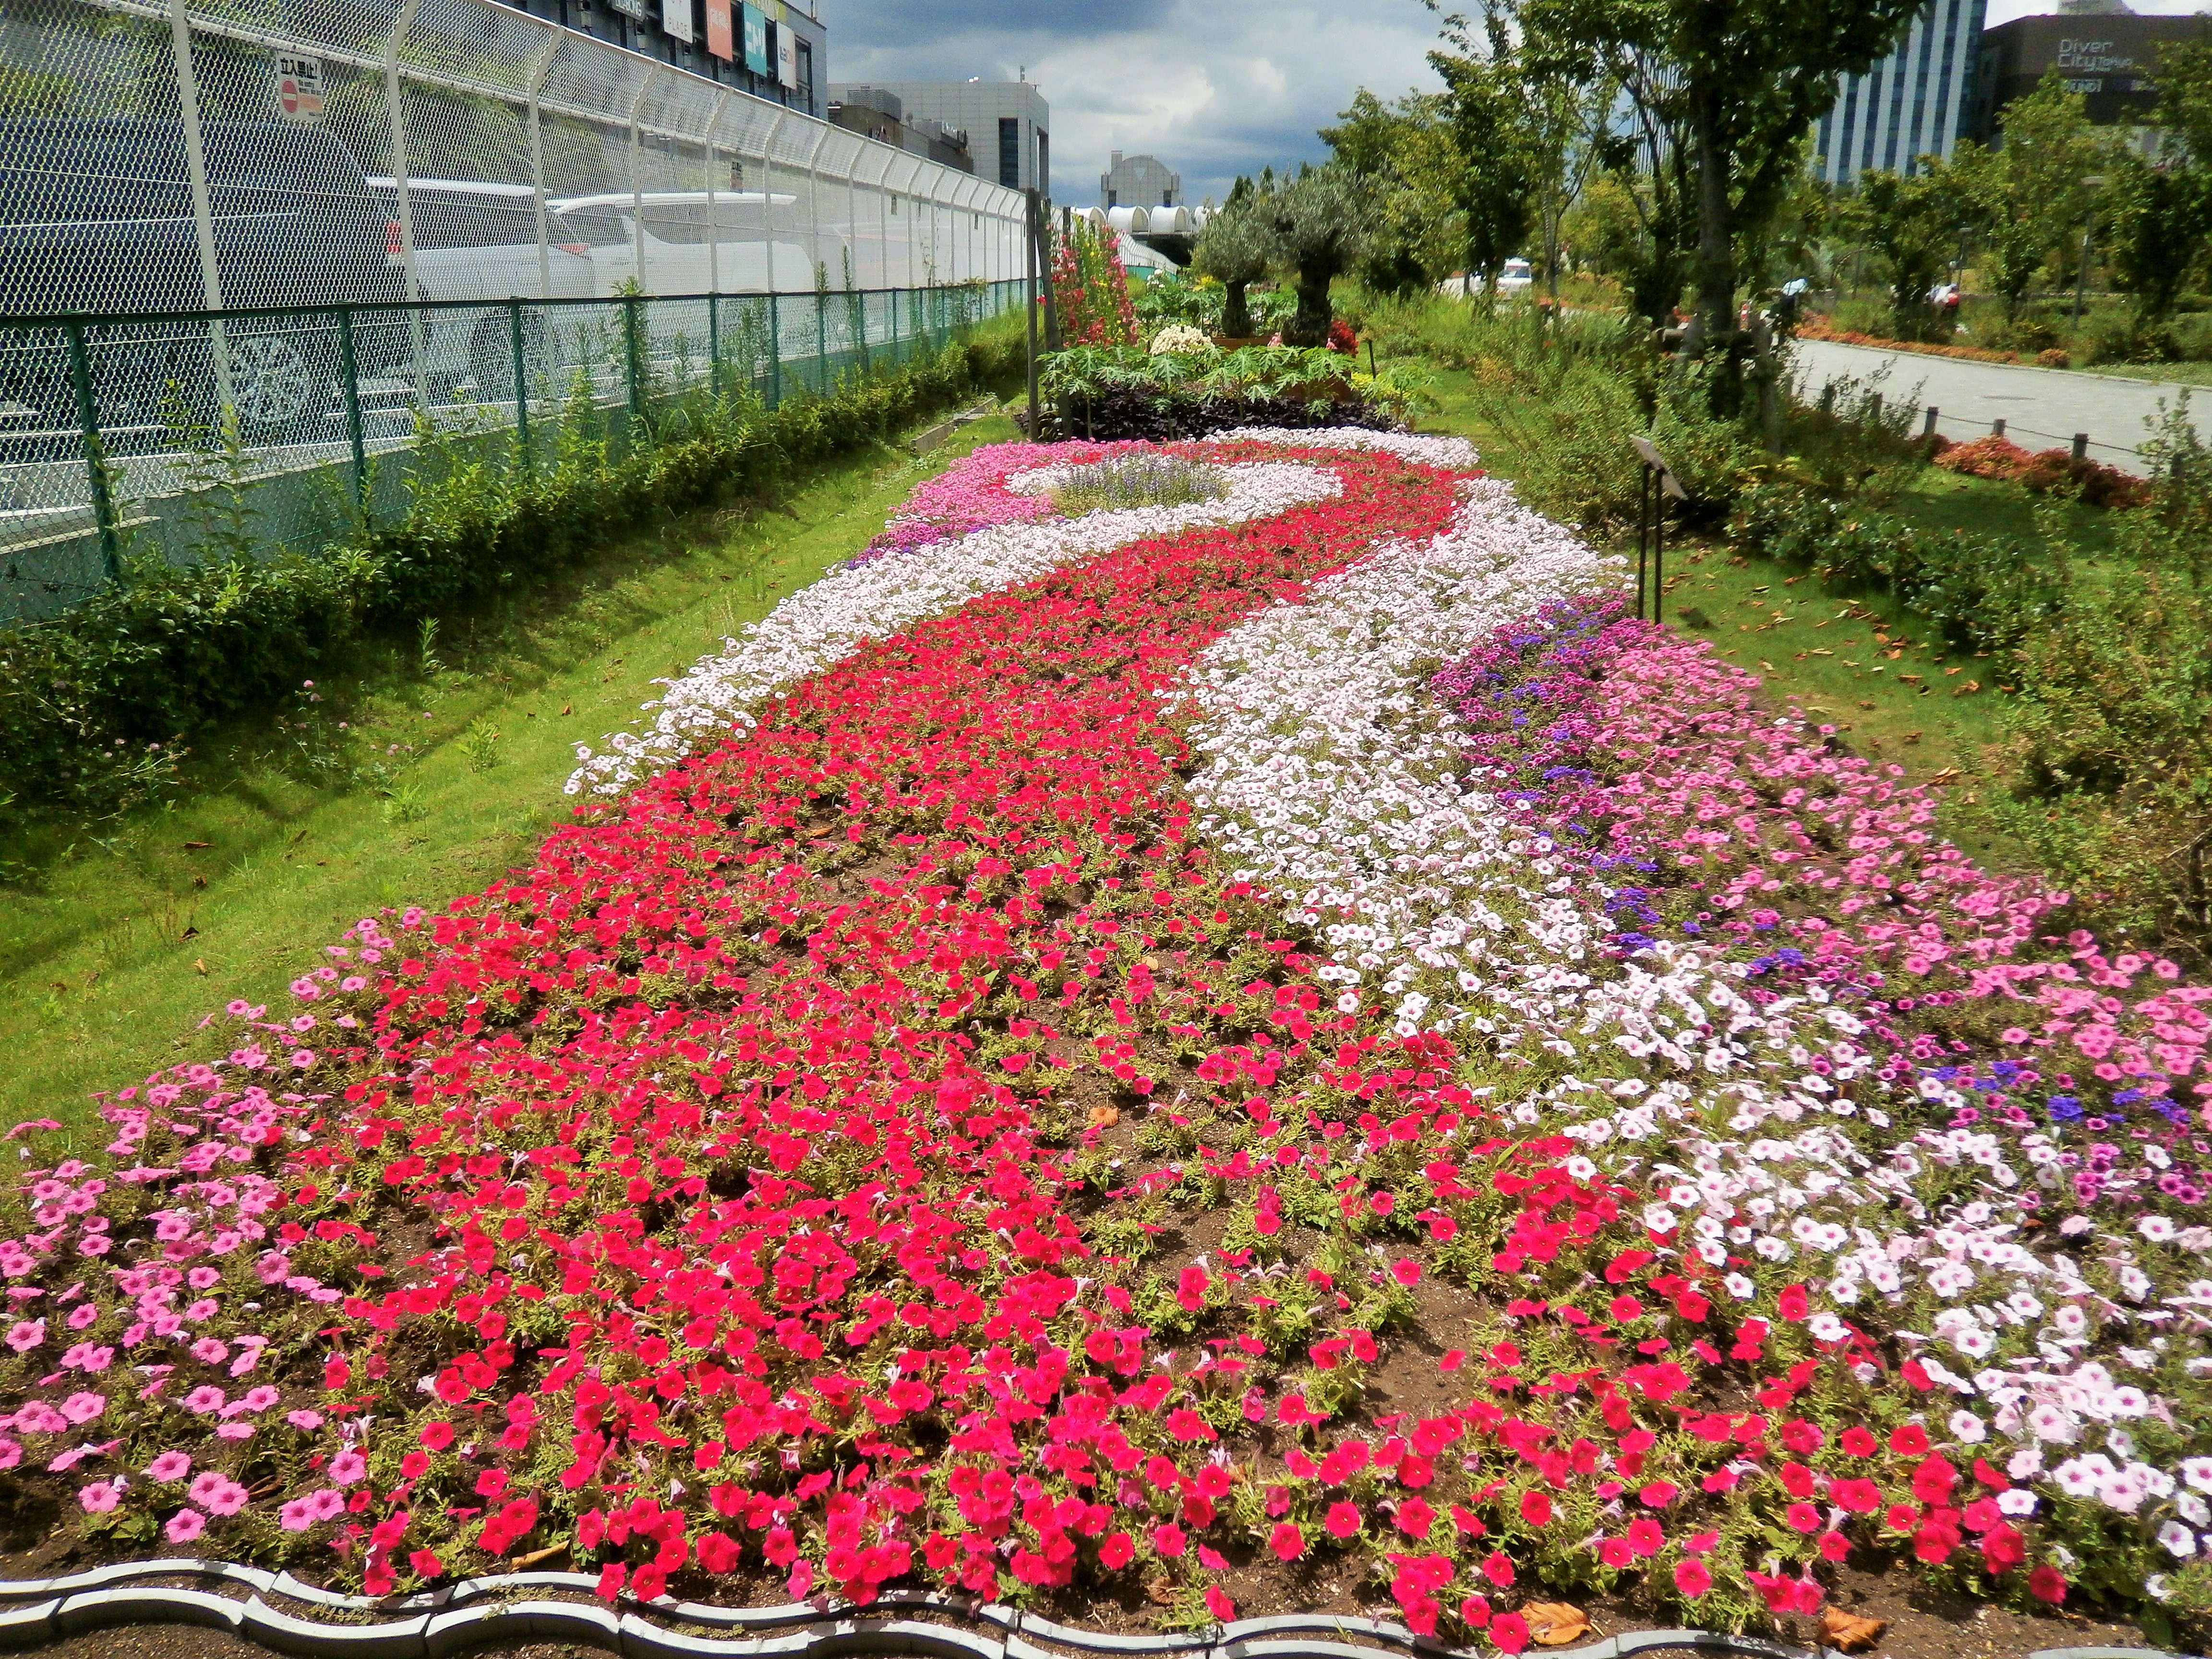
[1102,151,1179,209]
[1971,2,2212,144]
[494,0,824,117]
[828,87,974,172]
[832,80,1048,195]
[1811,0,1987,181]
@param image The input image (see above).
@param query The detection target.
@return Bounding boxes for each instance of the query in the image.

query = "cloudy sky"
[826,1,2212,209]
[823,0,1450,208]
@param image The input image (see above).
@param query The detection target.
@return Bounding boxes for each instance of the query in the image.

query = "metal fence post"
[891,286,901,367]
[709,293,723,402]
[337,305,368,517]
[769,293,782,409]
[815,292,827,393]
[625,292,646,431]
[64,319,121,583]
[509,299,532,478]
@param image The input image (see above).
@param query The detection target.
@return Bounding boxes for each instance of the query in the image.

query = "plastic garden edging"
[0,1562,2179,1659]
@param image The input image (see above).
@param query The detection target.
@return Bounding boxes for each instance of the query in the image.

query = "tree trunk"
[1689,91,1746,411]
[1223,281,1253,339]
[1691,91,1736,361]
[1284,275,1333,347]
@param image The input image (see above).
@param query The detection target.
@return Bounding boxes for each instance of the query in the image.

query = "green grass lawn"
[0,407,1021,1144]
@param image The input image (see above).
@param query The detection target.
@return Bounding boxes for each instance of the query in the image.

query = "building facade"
[494,0,824,117]
[1972,7,2212,143]
[1811,0,1987,181]
[832,81,1048,195]
[830,87,974,173]
[1101,151,1178,208]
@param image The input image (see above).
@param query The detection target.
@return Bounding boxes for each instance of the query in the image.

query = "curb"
[0,1562,2179,1659]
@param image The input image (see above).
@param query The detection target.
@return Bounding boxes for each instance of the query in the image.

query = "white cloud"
[827,0,1445,206]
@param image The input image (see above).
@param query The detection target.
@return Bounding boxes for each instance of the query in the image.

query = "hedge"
[0,332,1025,811]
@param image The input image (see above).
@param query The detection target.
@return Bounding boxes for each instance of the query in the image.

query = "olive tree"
[1192,186,1273,337]
[1250,165,1370,346]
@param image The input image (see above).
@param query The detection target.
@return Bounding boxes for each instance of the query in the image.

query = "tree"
[1953,75,2104,325]
[2104,152,2210,325]
[1320,89,1466,294]
[1191,185,1273,338]
[1485,0,1923,379]
[1430,36,1538,310]
[1859,157,1975,340]
[1249,166,1371,345]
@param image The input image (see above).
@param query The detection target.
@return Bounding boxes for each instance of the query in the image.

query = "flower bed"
[0,430,2206,1656]
[1931,433,2148,508]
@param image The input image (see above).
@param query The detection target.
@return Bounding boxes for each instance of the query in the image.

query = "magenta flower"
[164,1507,205,1543]
[76,1480,120,1514]
[146,1451,190,1481]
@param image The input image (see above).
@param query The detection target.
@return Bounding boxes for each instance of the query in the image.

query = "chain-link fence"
[0,0,1027,620]
[0,278,1023,623]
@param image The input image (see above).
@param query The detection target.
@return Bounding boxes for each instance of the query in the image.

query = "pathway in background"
[1792,337,2203,470]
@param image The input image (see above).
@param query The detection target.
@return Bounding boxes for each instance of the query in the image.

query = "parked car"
[548,192,819,298]
[0,117,409,440]
[367,177,594,401]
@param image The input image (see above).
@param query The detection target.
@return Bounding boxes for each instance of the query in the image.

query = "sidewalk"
[1791,337,2206,471]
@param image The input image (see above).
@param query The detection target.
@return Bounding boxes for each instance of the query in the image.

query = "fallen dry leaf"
[561,703,573,716]
[1086,1104,1119,1130]
[1927,768,1963,787]
[182,840,210,850]
[1523,1602,1590,1646]
[1821,1606,1887,1652]
[192,959,207,974]
[510,1543,568,1569]
[1143,1576,1176,1607]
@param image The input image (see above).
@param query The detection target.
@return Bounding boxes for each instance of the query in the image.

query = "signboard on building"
[273,53,325,122]
[775,22,796,87]
[705,0,732,59]
[661,0,692,42]
[606,0,649,24]
[741,2,769,75]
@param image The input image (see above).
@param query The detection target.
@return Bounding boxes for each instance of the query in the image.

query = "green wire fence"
[0,277,1023,625]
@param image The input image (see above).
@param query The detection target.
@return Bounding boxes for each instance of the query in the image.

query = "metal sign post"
[1631,435,1686,624]
[1025,186,1040,437]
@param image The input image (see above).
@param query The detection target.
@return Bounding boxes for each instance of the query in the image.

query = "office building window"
[999,117,1021,188]
[1037,131,1048,195]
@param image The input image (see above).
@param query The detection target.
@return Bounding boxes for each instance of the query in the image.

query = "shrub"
[1731,480,2067,651]
[1933,433,2149,508]
[0,332,1026,813]
[1028,342,1422,441]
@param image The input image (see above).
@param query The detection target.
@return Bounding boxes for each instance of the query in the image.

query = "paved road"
[1791,337,2208,471]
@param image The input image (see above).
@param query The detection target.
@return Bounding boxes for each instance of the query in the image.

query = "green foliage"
[1731,480,2067,652]
[0,332,1025,815]
[1131,270,1224,332]
[1499,0,1924,351]
[1859,157,1976,340]
[1248,166,1373,346]
[1193,188,1275,338]
[2104,149,2212,324]
[1320,89,1468,295]
[1951,77,2108,323]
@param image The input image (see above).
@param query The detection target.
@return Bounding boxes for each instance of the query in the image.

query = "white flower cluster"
[564,459,1338,797]
[1177,469,2212,1551]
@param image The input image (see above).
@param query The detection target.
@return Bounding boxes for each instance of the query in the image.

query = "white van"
[547,192,819,298]
[370,178,595,399]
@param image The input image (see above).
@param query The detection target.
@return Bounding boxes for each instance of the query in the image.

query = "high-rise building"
[831,81,1048,195]
[1812,0,1988,182]
[1102,152,1179,209]
[1972,4,2212,146]
[495,0,823,116]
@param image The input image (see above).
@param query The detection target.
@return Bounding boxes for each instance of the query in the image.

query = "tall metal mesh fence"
[0,0,1027,622]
